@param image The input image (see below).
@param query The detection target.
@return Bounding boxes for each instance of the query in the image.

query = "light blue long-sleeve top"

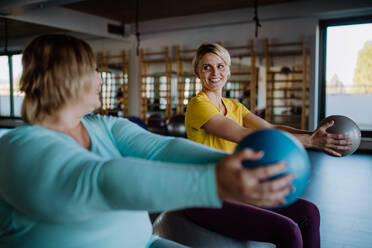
[0,115,226,248]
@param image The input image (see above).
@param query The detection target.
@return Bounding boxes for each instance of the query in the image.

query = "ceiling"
[0,0,300,46]
[63,0,299,23]
[0,17,68,41]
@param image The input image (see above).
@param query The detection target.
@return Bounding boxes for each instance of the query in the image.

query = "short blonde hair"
[20,34,96,124]
[192,43,231,76]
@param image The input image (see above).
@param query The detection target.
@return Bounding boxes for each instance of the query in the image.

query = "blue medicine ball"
[235,129,310,208]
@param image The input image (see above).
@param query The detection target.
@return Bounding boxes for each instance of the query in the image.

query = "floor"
[303,150,372,248]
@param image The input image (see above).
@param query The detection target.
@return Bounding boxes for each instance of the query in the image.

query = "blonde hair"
[20,34,97,124]
[192,43,231,76]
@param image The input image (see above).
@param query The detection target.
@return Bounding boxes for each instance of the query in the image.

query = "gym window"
[319,16,372,138]
[0,53,23,120]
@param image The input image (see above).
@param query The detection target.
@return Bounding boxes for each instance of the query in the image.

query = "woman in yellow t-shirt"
[185,43,350,156]
[186,91,249,153]
[184,43,351,248]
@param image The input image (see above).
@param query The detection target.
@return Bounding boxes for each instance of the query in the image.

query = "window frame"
[318,15,372,138]
[0,51,23,127]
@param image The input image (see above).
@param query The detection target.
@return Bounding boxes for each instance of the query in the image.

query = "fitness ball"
[235,129,310,208]
[166,115,187,138]
[318,115,361,156]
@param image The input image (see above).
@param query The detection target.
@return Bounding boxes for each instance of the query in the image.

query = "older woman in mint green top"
[0,34,294,248]
[0,115,224,247]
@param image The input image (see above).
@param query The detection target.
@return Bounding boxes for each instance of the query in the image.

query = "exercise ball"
[127,116,147,130]
[235,129,310,208]
[281,66,291,73]
[318,115,361,156]
[147,116,167,135]
[147,116,166,127]
[166,115,186,138]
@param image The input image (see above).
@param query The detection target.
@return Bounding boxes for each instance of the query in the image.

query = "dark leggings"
[185,199,320,248]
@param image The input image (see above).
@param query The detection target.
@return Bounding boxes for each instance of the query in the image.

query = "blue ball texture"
[235,129,310,208]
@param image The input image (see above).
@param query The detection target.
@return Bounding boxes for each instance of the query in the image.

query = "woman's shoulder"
[187,93,218,116]
[223,98,250,115]
[82,114,135,133]
[224,97,248,109]
[188,92,215,109]
[189,91,208,103]
[1,125,47,140]
[83,114,118,127]
[0,124,62,151]
[223,97,239,104]
[83,114,132,125]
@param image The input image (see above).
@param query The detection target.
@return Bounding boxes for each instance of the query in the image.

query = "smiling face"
[196,52,230,93]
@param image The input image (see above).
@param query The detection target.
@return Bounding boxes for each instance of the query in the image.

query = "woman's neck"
[37,107,91,150]
[203,89,223,105]
[202,89,226,114]
[38,107,82,132]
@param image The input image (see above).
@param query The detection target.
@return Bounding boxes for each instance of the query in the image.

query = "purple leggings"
[185,199,320,248]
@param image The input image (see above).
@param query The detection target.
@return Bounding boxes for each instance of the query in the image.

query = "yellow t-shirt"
[185,91,250,153]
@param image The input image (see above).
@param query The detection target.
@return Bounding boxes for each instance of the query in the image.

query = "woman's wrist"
[295,133,313,148]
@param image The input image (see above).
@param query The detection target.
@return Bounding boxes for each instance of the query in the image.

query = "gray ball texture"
[318,115,361,156]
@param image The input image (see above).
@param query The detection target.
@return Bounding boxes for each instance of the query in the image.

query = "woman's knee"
[285,218,302,235]
[300,200,321,228]
[275,218,303,247]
